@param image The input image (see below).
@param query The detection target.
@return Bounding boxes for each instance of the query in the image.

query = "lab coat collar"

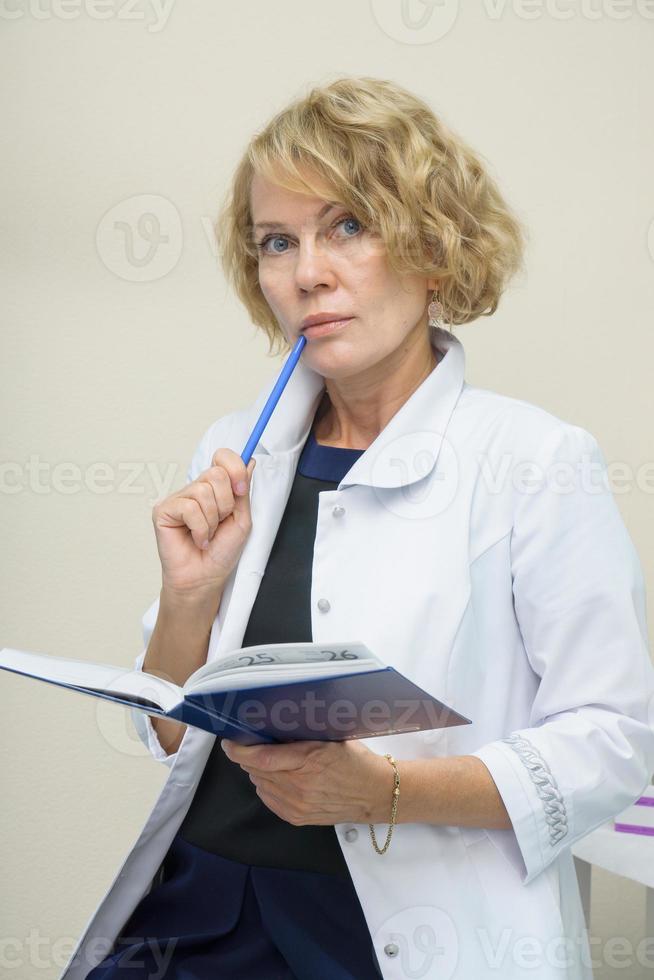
[248,325,466,490]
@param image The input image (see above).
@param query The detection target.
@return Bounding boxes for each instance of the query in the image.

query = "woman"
[62,76,654,980]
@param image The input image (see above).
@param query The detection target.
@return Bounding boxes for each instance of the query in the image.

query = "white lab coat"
[60,326,654,980]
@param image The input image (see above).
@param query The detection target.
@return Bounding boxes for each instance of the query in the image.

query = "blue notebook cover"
[0,645,472,746]
[165,666,472,745]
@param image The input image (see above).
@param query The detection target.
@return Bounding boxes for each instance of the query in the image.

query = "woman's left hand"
[221,737,393,826]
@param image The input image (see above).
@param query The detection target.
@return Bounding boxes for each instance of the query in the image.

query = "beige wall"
[1,2,652,977]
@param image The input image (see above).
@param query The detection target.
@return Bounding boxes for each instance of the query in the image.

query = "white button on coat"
[60,327,654,980]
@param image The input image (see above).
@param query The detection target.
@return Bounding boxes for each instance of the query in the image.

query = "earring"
[428,290,444,329]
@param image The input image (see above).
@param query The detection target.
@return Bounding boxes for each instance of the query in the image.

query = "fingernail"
[201,539,209,549]
[236,481,247,495]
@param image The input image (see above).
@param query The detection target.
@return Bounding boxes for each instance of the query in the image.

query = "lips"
[301,313,353,331]
[301,317,353,339]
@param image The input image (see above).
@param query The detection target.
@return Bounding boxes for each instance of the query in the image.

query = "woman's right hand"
[152,450,256,599]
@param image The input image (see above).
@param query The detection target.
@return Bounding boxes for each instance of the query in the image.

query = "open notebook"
[0,641,472,745]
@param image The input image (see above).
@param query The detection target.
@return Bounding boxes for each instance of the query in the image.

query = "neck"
[312,329,441,451]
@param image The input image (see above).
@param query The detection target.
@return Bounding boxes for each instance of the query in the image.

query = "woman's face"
[250,171,437,380]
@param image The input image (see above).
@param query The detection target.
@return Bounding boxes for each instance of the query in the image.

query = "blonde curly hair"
[216,75,528,356]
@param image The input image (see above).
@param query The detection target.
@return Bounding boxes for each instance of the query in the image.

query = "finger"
[178,479,221,544]
[191,457,255,544]
[190,467,234,541]
[161,474,229,550]
[230,459,255,530]
[222,739,310,772]
[208,449,255,499]
[153,496,211,551]
[221,739,270,766]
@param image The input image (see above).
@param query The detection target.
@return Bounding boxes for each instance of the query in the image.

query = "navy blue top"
[297,429,366,480]
[176,424,365,880]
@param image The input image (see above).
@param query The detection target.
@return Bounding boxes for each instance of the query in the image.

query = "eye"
[336,216,362,238]
[255,214,363,256]
[256,234,290,256]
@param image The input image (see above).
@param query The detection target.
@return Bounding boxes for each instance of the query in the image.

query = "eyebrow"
[252,201,342,231]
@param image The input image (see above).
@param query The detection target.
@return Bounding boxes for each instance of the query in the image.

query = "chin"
[306,349,374,380]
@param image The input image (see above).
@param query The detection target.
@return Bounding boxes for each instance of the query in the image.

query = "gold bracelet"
[368,753,400,854]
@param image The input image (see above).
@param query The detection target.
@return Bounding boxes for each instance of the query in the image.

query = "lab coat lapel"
[203,325,465,666]
[338,327,466,490]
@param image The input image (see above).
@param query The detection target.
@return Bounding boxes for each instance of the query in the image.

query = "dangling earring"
[428,290,444,329]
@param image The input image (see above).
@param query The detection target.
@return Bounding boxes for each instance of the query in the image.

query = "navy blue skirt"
[85,833,383,980]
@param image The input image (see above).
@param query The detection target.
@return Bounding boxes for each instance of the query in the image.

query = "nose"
[294,235,337,293]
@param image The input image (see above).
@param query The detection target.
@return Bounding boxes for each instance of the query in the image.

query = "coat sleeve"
[131,596,171,765]
[471,422,654,886]
[129,414,232,766]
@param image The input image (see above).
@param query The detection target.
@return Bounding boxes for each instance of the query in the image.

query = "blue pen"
[240,334,307,465]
